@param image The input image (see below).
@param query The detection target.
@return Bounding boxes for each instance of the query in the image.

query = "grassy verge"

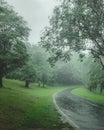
[71,87,104,105]
[0,79,72,130]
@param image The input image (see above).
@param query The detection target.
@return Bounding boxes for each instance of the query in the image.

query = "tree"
[31,46,53,87]
[40,0,104,68]
[20,63,36,88]
[87,59,104,93]
[53,60,82,85]
[0,0,30,87]
[6,62,36,88]
[5,45,54,88]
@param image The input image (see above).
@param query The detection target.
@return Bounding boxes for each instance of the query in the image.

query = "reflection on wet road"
[55,88,104,130]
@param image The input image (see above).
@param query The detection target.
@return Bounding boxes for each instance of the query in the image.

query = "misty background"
[6,0,56,44]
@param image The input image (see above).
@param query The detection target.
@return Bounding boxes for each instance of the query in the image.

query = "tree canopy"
[0,0,30,87]
[40,0,104,68]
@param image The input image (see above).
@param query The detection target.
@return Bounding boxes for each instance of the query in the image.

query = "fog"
[6,0,56,44]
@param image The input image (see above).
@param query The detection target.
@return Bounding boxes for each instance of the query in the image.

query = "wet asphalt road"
[55,87,104,130]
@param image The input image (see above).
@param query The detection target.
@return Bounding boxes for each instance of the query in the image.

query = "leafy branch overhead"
[40,0,104,68]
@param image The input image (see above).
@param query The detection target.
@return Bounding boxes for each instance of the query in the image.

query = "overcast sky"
[6,0,57,44]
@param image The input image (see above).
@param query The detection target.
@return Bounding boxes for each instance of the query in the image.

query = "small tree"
[30,46,53,87]
[21,63,36,88]
[88,59,104,93]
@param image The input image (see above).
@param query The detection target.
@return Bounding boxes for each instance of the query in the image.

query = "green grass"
[71,87,104,105]
[0,79,72,130]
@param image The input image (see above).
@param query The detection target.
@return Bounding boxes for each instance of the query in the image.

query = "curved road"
[54,87,104,130]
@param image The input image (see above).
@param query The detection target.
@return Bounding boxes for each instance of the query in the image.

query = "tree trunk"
[25,80,29,88]
[100,82,104,94]
[0,72,3,88]
[38,80,41,87]
[100,87,103,94]
[42,81,45,88]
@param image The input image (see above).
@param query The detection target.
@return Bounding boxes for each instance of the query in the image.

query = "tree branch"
[99,56,104,70]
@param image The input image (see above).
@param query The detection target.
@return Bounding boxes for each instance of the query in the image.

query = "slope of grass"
[71,87,104,105]
[0,79,72,130]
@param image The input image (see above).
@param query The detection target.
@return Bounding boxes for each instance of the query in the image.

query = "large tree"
[40,0,104,68]
[0,0,30,87]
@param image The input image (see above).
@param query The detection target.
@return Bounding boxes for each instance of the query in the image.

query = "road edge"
[53,91,79,130]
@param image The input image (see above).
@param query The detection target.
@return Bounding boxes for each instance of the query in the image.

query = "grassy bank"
[71,87,104,105]
[0,79,72,130]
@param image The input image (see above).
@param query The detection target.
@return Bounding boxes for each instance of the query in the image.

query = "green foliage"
[30,47,83,86]
[28,45,53,87]
[6,45,85,87]
[53,61,82,85]
[0,0,30,87]
[88,60,104,93]
[20,63,36,82]
[6,45,54,87]
[40,0,104,68]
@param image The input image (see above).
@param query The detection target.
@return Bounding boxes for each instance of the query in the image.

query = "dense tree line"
[6,45,81,87]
